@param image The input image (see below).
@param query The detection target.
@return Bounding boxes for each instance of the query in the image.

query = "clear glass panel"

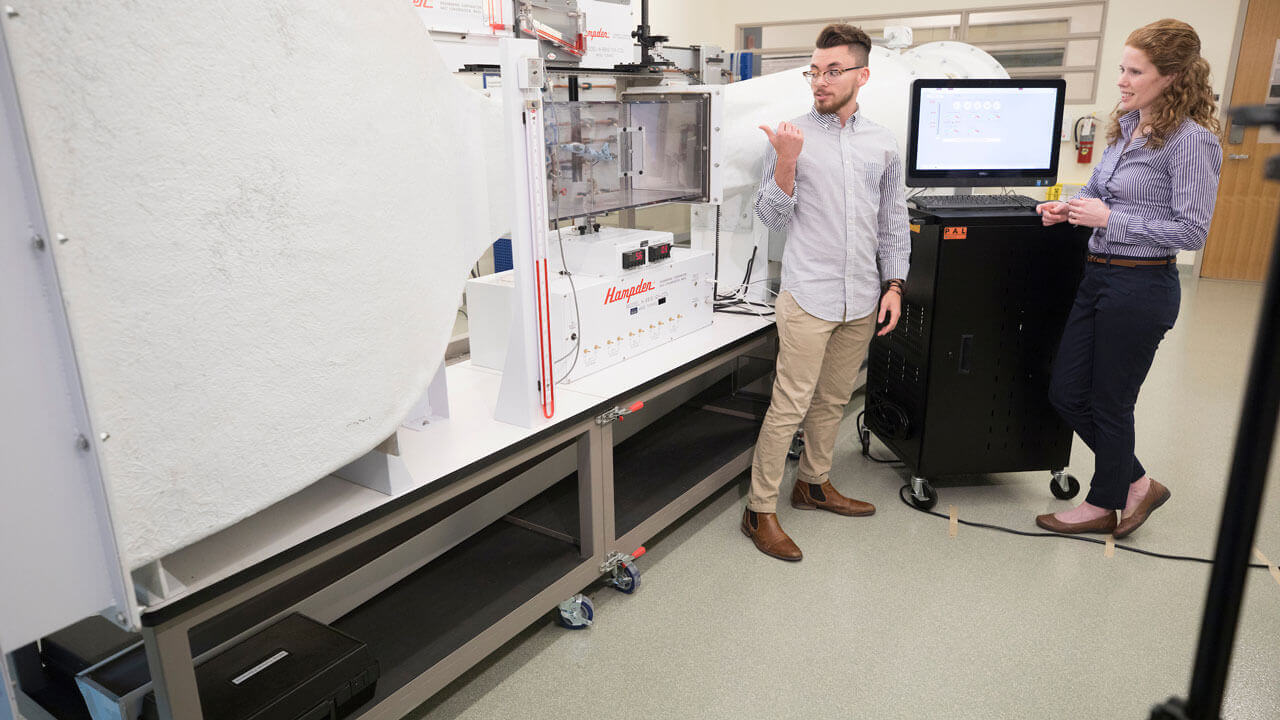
[762,22,831,50]
[1062,71,1096,103]
[911,26,957,43]
[968,3,1104,35]
[757,14,961,50]
[628,100,706,195]
[1064,38,1100,67]
[1008,70,1096,103]
[761,55,809,76]
[966,20,1069,43]
[969,38,1099,73]
[543,100,707,221]
[854,14,961,33]
[986,43,1067,69]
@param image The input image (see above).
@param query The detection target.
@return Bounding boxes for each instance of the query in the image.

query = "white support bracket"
[493,38,556,428]
[131,559,188,607]
[401,360,450,430]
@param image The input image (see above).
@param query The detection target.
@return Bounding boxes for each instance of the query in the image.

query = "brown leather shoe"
[1035,510,1117,534]
[791,479,876,516]
[1114,479,1171,539]
[741,509,802,561]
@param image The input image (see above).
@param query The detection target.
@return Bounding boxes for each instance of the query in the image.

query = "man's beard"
[814,85,855,114]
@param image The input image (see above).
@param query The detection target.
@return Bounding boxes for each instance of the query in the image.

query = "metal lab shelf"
[71,325,779,720]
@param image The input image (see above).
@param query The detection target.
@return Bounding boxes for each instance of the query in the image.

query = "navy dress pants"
[1048,261,1181,509]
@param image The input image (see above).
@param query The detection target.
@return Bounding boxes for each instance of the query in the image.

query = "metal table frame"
[133,327,775,720]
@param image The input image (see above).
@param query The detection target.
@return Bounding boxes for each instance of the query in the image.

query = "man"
[741,23,910,561]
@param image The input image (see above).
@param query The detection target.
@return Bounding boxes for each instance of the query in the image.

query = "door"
[1202,0,1280,281]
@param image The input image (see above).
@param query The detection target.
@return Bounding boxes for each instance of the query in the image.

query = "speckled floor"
[406,274,1279,720]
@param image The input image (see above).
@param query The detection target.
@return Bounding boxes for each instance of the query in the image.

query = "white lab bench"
[15,314,776,720]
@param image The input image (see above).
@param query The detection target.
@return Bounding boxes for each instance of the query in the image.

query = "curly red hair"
[1106,19,1219,149]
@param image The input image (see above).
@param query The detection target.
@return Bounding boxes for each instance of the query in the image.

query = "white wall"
[654,1,1242,179]
[652,0,1243,261]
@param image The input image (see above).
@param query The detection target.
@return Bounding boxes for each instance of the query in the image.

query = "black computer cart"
[865,206,1090,508]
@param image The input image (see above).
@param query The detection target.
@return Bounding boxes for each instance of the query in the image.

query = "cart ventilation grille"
[868,343,924,404]
[894,300,929,356]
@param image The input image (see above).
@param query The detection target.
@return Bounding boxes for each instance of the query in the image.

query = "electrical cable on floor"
[894,486,1272,571]
[858,401,1268,568]
[855,410,904,465]
[853,337,1270,570]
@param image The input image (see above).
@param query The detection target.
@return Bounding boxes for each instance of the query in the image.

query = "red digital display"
[621,249,647,270]
[648,243,672,262]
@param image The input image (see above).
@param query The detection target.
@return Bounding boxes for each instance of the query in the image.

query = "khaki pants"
[747,291,876,512]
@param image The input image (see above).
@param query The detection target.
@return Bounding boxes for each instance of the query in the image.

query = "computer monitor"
[905,78,1066,188]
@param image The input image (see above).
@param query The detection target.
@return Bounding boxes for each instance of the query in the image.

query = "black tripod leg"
[1152,150,1280,720]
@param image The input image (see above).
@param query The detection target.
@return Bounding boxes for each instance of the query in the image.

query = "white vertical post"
[1,16,136,645]
[494,38,555,428]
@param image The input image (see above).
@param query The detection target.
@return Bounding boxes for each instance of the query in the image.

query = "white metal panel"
[417,1,637,71]
[0,21,133,646]
[578,0,636,68]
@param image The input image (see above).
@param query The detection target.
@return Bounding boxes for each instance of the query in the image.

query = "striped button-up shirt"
[755,107,910,322]
[1074,110,1222,258]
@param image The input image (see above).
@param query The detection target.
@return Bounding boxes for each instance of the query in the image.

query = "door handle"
[1228,153,1250,160]
[958,334,973,374]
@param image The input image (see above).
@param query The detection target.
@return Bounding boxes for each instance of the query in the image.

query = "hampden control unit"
[467,227,714,382]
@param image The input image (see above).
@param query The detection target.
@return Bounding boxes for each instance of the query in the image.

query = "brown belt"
[1087,254,1177,268]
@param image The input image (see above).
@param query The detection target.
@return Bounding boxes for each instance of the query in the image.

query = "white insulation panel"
[2,1,507,569]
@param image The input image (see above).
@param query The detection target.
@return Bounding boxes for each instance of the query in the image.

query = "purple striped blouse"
[1073,109,1222,258]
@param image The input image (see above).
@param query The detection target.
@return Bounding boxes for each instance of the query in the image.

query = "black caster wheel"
[609,562,641,594]
[557,594,594,629]
[787,430,805,460]
[1050,473,1081,500]
[908,481,938,511]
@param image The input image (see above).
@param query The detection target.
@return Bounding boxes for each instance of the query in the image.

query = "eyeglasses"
[801,66,866,83]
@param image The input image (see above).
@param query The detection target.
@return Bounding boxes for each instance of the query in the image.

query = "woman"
[1035,19,1222,537]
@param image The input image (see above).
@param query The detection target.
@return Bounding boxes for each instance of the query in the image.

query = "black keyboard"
[911,193,1038,210]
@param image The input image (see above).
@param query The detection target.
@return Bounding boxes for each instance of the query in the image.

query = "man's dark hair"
[815,24,871,65]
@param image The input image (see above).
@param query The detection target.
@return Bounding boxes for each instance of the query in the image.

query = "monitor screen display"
[906,78,1066,187]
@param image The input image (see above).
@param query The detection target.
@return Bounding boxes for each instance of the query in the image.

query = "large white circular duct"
[722,42,1010,193]
[866,42,1009,149]
[902,41,1009,82]
[704,42,1012,303]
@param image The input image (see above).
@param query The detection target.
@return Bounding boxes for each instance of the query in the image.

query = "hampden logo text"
[604,279,654,305]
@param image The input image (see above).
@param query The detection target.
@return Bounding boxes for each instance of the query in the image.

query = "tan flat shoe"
[1114,480,1171,539]
[1035,510,1117,534]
